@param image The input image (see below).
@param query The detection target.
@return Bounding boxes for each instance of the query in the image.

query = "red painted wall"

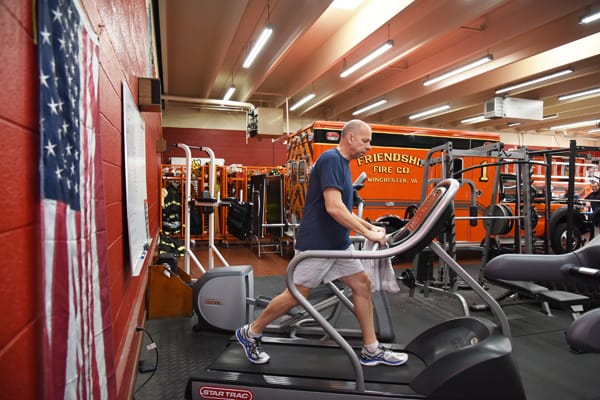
[163,127,289,167]
[0,0,162,399]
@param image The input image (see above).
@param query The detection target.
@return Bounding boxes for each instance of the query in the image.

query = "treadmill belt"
[209,341,425,385]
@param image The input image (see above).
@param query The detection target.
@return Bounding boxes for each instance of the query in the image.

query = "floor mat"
[134,273,600,400]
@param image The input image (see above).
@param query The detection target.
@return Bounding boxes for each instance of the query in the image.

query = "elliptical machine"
[192,172,397,341]
[187,179,526,400]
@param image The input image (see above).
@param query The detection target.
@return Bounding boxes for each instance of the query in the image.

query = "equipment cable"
[133,326,159,398]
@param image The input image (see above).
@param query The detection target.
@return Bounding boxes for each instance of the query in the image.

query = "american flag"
[39,0,117,399]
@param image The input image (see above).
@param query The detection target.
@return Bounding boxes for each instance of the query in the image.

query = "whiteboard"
[123,81,150,276]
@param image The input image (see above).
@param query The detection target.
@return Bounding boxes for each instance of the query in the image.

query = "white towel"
[362,240,401,293]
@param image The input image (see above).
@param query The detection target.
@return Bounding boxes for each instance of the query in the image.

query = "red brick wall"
[0,1,44,398]
[0,0,162,399]
[163,127,289,167]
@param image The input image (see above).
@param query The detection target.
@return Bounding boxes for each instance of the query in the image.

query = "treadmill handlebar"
[285,178,461,392]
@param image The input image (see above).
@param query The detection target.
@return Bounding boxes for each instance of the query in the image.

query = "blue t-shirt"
[295,148,353,251]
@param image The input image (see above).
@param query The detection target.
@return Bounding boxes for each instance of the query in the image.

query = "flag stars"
[40,70,50,87]
[40,27,52,44]
[54,166,64,180]
[48,99,60,115]
[45,140,57,157]
[52,8,63,23]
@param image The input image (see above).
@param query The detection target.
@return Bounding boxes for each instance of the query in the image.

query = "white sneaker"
[359,344,408,366]
[235,325,270,364]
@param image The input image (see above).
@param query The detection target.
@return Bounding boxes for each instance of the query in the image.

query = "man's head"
[339,119,372,160]
[591,180,600,192]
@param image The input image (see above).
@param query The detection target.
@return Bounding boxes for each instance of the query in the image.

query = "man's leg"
[251,286,311,333]
[341,271,376,344]
[236,285,310,364]
[343,271,408,367]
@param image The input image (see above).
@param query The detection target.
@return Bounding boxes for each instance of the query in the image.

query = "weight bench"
[489,279,589,319]
[482,236,600,319]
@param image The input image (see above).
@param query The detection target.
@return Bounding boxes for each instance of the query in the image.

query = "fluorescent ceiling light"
[222,86,236,101]
[409,104,451,120]
[352,99,387,115]
[550,119,600,130]
[495,68,573,95]
[424,55,492,86]
[557,87,600,101]
[289,93,316,111]
[587,128,600,134]
[243,26,273,69]
[507,122,521,127]
[461,115,488,124]
[340,40,394,78]
[580,10,600,24]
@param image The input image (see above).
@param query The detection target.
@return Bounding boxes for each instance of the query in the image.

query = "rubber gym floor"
[133,244,600,400]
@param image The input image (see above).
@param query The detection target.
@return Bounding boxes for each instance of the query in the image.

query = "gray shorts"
[293,244,364,288]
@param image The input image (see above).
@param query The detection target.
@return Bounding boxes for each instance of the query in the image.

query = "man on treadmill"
[236,119,408,366]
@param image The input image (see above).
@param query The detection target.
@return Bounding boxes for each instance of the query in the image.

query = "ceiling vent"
[484,97,543,120]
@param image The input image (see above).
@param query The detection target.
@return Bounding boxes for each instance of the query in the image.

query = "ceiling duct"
[162,95,255,113]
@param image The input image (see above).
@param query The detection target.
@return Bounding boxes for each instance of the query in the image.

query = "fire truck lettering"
[396,166,410,174]
[357,152,423,167]
[373,165,392,173]
[369,177,410,183]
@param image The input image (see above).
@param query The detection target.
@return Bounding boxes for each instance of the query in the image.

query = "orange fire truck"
[285,121,502,247]
[284,121,599,253]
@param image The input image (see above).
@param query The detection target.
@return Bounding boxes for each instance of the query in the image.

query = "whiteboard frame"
[122,80,150,276]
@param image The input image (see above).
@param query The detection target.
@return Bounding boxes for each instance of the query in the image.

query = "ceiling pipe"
[161,95,255,112]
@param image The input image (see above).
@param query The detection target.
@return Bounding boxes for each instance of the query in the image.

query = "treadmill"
[186,179,526,400]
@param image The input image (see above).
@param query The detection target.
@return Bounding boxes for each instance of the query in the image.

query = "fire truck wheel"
[550,222,583,254]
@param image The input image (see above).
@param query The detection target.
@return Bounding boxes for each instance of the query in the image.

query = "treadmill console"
[389,179,458,256]
[405,184,446,233]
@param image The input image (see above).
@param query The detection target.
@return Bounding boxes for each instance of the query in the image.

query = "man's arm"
[323,188,385,244]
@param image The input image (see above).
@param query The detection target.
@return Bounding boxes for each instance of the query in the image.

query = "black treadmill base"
[210,341,424,385]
